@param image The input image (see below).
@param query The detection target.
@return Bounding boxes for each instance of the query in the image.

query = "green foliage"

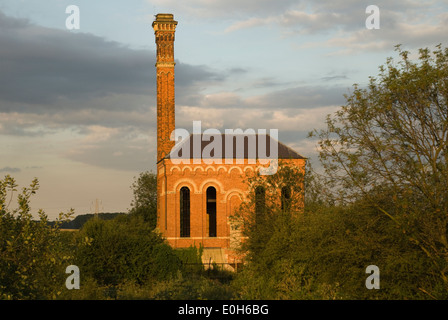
[232,163,305,262]
[231,163,308,299]
[6,46,448,302]
[175,245,204,274]
[74,214,181,287]
[309,44,448,295]
[234,197,441,299]
[129,171,157,229]
[58,277,108,300]
[233,45,448,300]
[57,171,235,300]
[55,212,124,230]
[0,175,73,299]
[149,271,235,300]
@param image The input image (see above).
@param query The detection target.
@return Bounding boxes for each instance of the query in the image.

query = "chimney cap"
[153,13,177,22]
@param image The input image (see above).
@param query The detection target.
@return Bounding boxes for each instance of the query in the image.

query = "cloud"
[321,75,348,82]
[176,85,346,130]
[175,82,349,136]
[249,77,296,89]
[307,18,448,55]
[199,92,243,108]
[0,11,223,114]
[213,0,448,54]
[7,2,440,172]
[225,17,274,33]
[65,125,157,172]
[245,85,349,109]
[0,167,21,173]
[0,13,149,107]
[150,0,298,19]
[173,103,341,161]
[0,10,232,172]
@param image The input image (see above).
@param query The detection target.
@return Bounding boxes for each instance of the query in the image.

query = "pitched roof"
[164,133,305,161]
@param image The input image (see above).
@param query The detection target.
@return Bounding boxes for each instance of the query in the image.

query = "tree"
[0,175,73,299]
[232,163,441,299]
[74,214,181,288]
[232,163,305,274]
[129,171,157,229]
[309,44,448,297]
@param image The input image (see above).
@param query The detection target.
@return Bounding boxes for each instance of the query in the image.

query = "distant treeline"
[49,212,125,229]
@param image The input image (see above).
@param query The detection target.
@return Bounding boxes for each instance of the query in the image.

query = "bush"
[74,214,181,287]
[0,175,73,299]
[233,200,443,299]
[150,271,235,300]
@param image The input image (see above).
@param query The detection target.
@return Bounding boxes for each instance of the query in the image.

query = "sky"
[1,0,447,219]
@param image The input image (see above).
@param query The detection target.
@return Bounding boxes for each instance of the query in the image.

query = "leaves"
[74,214,181,287]
[310,44,448,292]
[129,171,157,228]
[0,175,74,299]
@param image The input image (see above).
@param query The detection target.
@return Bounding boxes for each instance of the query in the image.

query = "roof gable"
[164,133,304,161]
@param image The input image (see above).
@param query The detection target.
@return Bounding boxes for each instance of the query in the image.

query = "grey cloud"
[227,67,248,74]
[67,144,155,172]
[0,11,223,114]
[277,129,314,147]
[0,119,54,136]
[65,126,157,172]
[246,85,349,109]
[152,0,299,19]
[0,14,151,107]
[0,166,21,173]
[276,1,448,54]
[0,10,229,172]
[224,0,442,41]
[278,2,413,34]
[176,63,226,105]
[193,83,349,110]
[251,77,295,88]
[320,75,348,82]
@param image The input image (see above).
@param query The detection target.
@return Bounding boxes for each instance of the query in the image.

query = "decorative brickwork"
[153,14,177,163]
[157,158,305,265]
[152,14,306,267]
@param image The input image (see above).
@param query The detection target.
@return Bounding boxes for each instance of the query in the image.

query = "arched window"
[255,186,266,219]
[180,187,190,237]
[281,186,291,212]
[206,187,217,237]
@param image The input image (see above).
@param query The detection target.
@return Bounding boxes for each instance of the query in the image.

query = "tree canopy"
[129,171,157,229]
[309,44,448,296]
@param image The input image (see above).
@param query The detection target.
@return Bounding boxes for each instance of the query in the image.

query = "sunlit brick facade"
[153,14,305,267]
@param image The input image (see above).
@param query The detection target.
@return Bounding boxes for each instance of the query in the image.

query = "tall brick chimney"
[153,13,177,163]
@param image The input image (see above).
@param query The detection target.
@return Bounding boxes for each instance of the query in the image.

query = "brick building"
[152,14,305,267]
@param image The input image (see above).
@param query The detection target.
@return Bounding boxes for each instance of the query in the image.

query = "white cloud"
[183,0,448,56]
[80,126,121,144]
[175,104,340,134]
[224,17,274,33]
[200,92,243,108]
[307,19,448,56]
[150,0,298,19]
